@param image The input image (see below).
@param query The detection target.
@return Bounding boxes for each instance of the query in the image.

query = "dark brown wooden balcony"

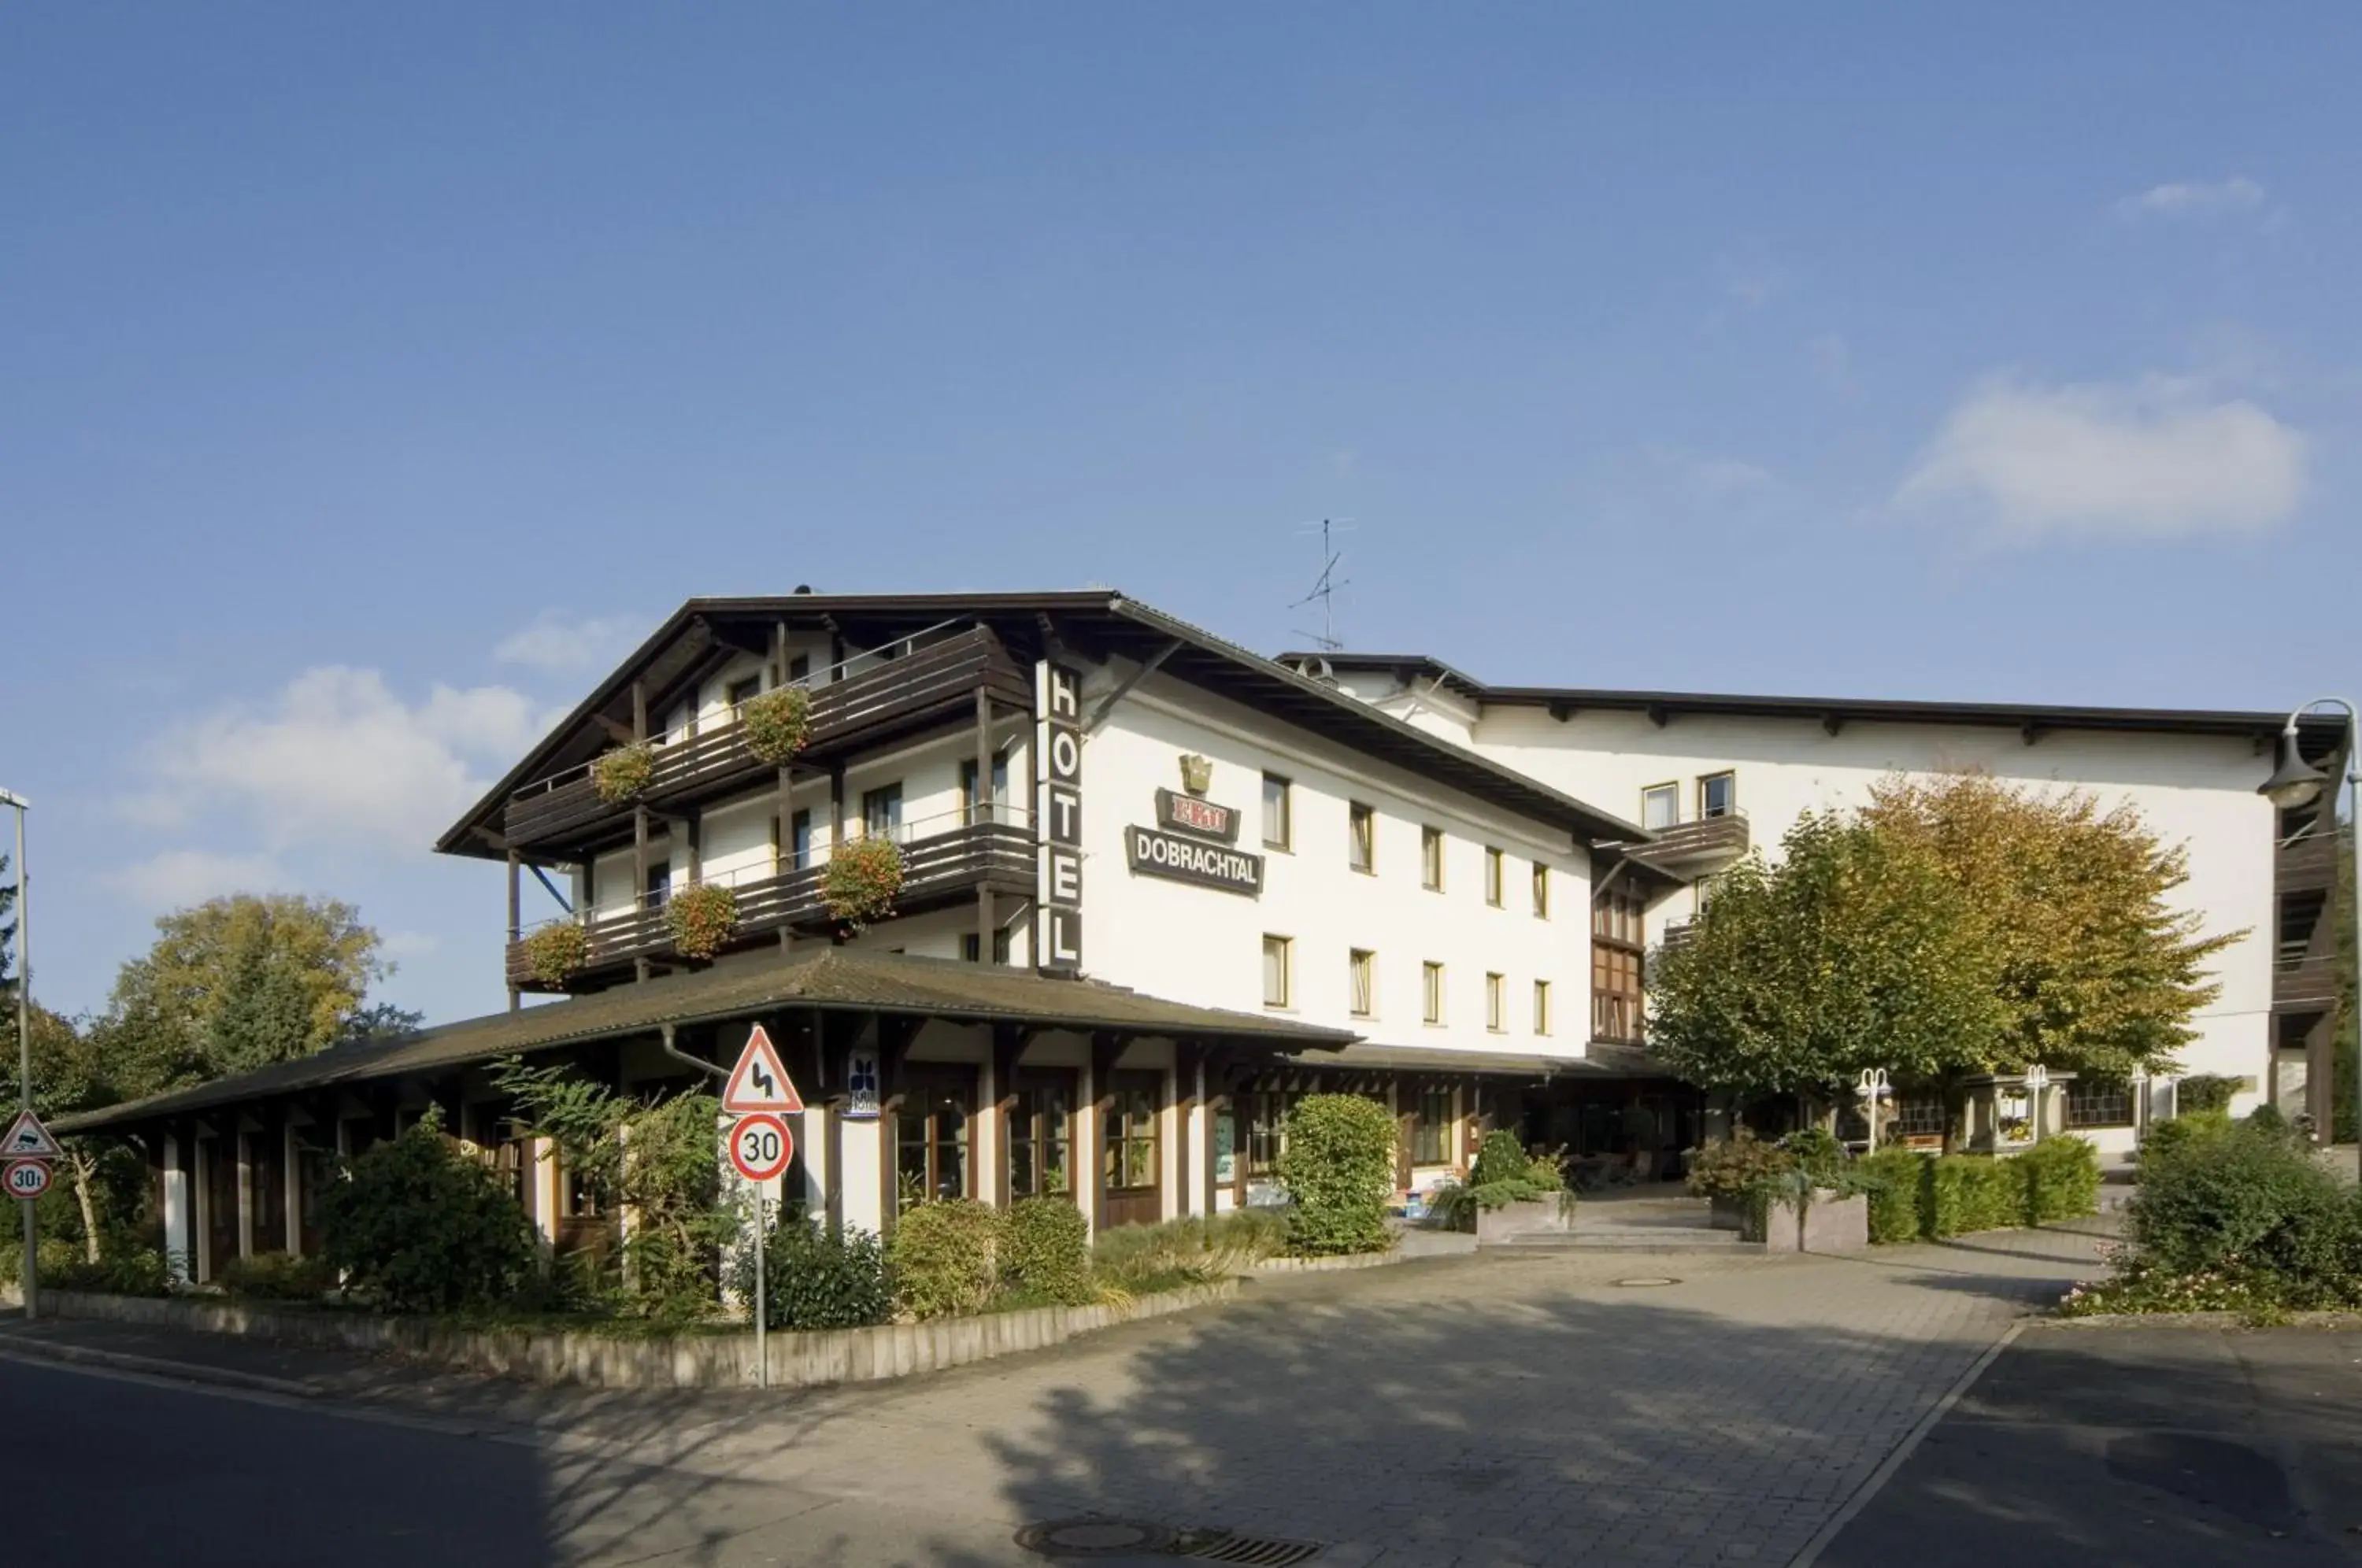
[1624,812,1750,876]
[2276,824,2340,892]
[2274,952,2341,1009]
[506,819,1035,993]
[502,625,1031,855]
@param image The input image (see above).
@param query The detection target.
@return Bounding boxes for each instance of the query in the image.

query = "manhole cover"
[1016,1518,1177,1558]
[1612,1276,1682,1288]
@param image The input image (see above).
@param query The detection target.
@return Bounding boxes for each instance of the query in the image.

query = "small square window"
[1533,979,1552,1036]
[1422,961,1445,1026]
[1263,773,1293,850]
[1642,783,1679,830]
[1532,864,1550,919]
[1485,972,1506,1032]
[787,653,812,684]
[1262,935,1293,1009]
[1699,772,1737,819]
[1349,803,1376,874]
[1348,949,1375,1017]
[1421,827,1445,891]
[1483,847,1505,907]
[726,675,761,710]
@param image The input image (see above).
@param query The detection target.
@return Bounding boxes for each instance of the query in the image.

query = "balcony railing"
[507,808,1035,992]
[503,623,1031,852]
[1623,812,1750,875]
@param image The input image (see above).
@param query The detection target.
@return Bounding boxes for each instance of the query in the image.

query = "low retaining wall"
[1475,1196,1576,1244]
[1251,1248,1405,1274]
[30,1279,1240,1391]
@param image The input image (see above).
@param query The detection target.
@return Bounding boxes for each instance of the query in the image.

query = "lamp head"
[2259,726,2328,808]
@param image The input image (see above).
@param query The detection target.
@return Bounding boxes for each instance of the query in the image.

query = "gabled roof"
[1294,652,2326,745]
[437,590,1649,859]
[63,949,1358,1135]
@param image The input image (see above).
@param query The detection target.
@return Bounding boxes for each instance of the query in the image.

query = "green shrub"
[1092,1211,1284,1289]
[736,1215,892,1330]
[1277,1093,1400,1257]
[2020,1137,2101,1224]
[1856,1148,1927,1244]
[1003,1197,1093,1306]
[1686,1129,1793,1202]
[1778,1127,1849,1185]
[219,1251,339,1302]
[1468,1129,1531,1188]
[2131,1118,2360,1289]
[1923,1154,2020,1238]
[44,1246,173,1297]
[0,1237,85,1286]
[318,1111,539,1314]
[2176,1074,2242,1115]
[888,1199,1003,1319]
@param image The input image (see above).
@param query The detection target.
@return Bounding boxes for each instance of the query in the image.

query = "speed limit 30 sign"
[4,1159,53,1200]
[727,1113,794,1184]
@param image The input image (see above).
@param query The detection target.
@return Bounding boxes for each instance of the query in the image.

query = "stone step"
[1492,1229,1758,1253]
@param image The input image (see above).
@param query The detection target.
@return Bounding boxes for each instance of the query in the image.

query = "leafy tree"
[1862,773,2235,1079]
[101,894,389,1096]
[1649,812,2008,1101]
[0,1005,137,1263]
[318,1108,538,1313]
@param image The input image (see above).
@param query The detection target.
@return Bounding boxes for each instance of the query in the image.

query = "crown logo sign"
[1179,753,1213,796]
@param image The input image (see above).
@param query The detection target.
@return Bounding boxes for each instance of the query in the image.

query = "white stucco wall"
[1472,706,2276,1108]
[1077,669,1590,1060]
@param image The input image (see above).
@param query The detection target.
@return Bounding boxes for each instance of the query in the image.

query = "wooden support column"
[1087,1032,1124,1235]
[633,804,652,984]
[505,849,522,1013]
[771,621,789,686]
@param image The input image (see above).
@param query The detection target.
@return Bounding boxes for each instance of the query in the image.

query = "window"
[788,808,813,871]
[1412,1087,1453,1165]
[861,782,904,841]
[1242,1089,1301,1176]
[1485,972,1506,1032]
[1005,1073,1072,1200]
[644,860,672,907]
[1349,803,1376,873]
[1421,826,1446,890]
[894,1071,972,1211]
[1591,889,1646,945]
[961,930,1013,964]
[1642,782,1679,830]
[2066,1078,2134,1129]
[726,674,762,710]
[1483,847,1505,907]
[1421,961,1445,1025]
[1532,864,1550,919]
[787,653,812,684]
[1591,946,1642,1042]
[1533,979,1552,1035]
[1262,772,1293,850]
[1348,949,1375,1017]
[1262,935,1293,1008]
[1699,771,1737,819]
[960,750,1010,826]
[1104,1074,1161,1191]
[1891,1093,1949,1141]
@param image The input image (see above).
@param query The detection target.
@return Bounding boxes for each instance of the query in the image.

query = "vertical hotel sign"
[1034,660,1083,975]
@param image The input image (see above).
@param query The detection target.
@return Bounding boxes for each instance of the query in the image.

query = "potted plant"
[666,882,739,960]
[592,742,655,803]
[821,834,905,932]
[1685,1128,1791,1230]
[522,921,589,987]
[741,686,813,767]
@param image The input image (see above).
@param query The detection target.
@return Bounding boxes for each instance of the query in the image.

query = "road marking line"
[0,1337,317,1397]
[1785,1318,2030,1568]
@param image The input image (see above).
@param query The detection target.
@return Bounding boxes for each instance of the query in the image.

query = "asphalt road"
[1818,1322,2362,1568]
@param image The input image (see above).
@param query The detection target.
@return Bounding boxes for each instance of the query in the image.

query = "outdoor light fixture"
[2256,699,2360,1181]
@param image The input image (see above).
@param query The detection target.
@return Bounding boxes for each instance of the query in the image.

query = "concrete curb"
[2045,1308,2362,1330]
[25,1277,1242,1391]
[1250,1250,1405,1274]
[0,1333,318,1398]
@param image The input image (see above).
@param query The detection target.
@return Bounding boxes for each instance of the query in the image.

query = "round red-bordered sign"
[4,1159,53,1200]
[727,1112,794,1184]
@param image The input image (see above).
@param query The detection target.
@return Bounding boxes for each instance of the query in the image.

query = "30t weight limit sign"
[728,1113,794,1185]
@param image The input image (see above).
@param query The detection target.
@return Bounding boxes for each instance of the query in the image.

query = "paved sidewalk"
[0,1218,2117,1567]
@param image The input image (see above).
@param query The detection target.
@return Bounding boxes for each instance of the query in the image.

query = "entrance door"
[1101,1071,1163,1230]
[1006,1069,1076,1204]
[203,1137,239,1281]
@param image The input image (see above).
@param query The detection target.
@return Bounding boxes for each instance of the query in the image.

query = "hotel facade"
[73,590,2345,1281]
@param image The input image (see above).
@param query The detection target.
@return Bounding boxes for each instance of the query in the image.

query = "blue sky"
[7,6,2357,1026]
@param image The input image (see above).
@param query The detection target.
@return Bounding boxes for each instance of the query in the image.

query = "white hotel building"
[77,590,2344,1281]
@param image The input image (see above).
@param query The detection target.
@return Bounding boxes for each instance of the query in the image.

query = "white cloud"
[1896,374,2308,542]
[2114,177,2271,223]
[140,666,550,852]
[494,611,644,675]
[102,849,290,908]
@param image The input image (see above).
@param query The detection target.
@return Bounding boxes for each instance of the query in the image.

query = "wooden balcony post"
[633,804,651,985]
[505,849,522,1013]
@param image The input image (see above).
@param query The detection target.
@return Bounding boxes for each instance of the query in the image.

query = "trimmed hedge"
[1004,1197,1094,1306]
[1277,1093,1399,1256]
[2021,1137,2101,1223]
[1857,1138,2103,1243]
[1856,1149,1925,1244]
[888,1199,1004,1320]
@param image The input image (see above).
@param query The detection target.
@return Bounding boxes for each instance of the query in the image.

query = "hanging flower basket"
[523,921,589,988]
[666,882,739,960]
[821,835,905,930]
[592,743,655,804]
[741,686,814,767]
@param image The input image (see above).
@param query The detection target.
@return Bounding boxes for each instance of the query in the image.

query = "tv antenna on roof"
[1290,519,1354,652]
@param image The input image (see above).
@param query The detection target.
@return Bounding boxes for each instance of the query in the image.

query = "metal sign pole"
[753,1187,767,1390]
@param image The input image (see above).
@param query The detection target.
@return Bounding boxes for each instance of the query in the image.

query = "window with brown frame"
[894,1071,972,1211]
[1698,771,1737,819]
[1590,884,1646,1044]
[2065,1078,2134,1129]
[1005,1072,1074,1200]
[1241,1089,1301,1176]
[1412,1087,1453,1165]
[1642,782,1679,830]
[1103,1074,1161,1192]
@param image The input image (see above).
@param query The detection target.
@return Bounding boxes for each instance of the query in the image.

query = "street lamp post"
[0,790,29,1320]
[1854,1067,1891,1153]
[2257,700,2361,1183]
